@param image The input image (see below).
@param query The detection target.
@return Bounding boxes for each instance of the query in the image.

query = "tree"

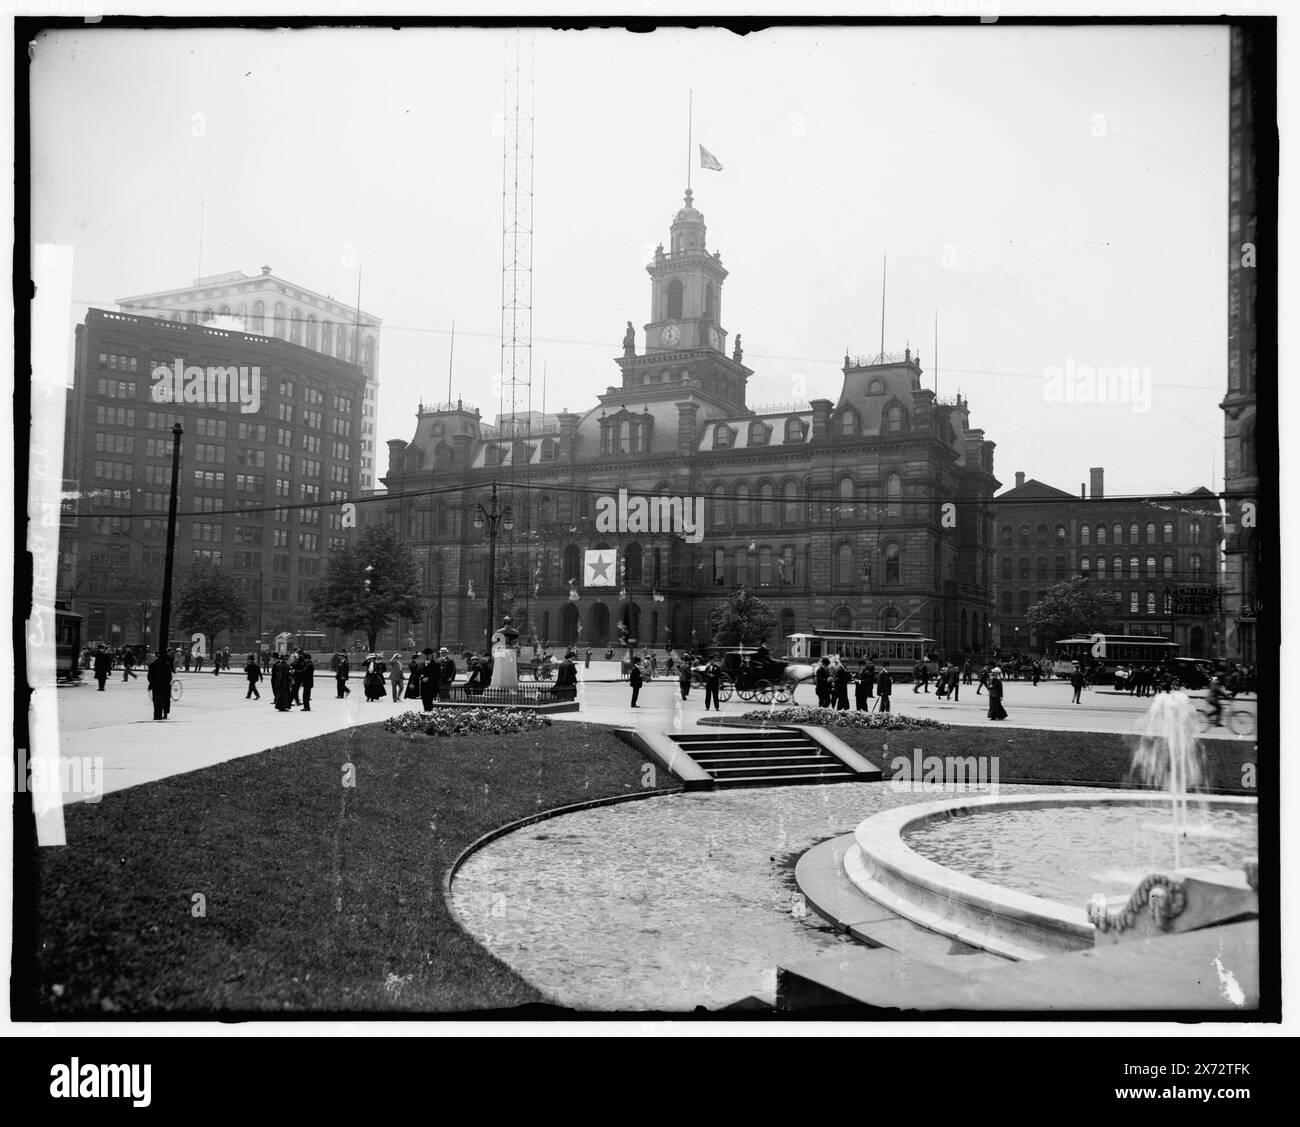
[121,570,163,645]
[1026,576,1122,649]
[175,565,249,651]
[309,524,424,652]
[708,586,777,649]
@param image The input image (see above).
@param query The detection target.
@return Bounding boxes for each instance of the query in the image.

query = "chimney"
[260,265,272,276]
[675,401,701,457]
[1015,471,1025,489]
[1090,467,1104,499]
[1080,483,1086,499]
[385,438,408,478]
[810,398,833,442]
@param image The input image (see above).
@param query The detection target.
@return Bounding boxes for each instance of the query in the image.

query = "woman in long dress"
[987,668,1007,721]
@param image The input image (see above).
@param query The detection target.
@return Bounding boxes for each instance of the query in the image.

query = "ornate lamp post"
[472,481,513,650]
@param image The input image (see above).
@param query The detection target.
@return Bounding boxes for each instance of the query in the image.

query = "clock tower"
[616,188,751,410]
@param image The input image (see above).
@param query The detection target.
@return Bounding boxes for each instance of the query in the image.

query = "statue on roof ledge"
[732,334,743,364]
[622,321,635,356]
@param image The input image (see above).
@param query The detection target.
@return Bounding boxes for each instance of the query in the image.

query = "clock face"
[708,327,722,350]
[660,324,681,347]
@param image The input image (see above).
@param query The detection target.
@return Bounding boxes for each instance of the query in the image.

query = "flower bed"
[735,707,950,731]
[384,708,554,738]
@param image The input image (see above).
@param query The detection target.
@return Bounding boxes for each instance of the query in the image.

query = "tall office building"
[117,266,383,491]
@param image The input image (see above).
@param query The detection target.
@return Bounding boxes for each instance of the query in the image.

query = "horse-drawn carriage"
[691,647,815,704]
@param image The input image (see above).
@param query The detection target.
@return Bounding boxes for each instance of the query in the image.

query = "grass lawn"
[23,720,672,1017]
[828,726,1258,793]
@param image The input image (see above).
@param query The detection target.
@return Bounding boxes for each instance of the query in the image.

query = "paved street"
[44,661,1256,805]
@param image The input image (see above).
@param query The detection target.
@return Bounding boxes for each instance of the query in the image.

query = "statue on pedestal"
[622,321,636,356]
[490,616,521,689]
[732,334,743,363]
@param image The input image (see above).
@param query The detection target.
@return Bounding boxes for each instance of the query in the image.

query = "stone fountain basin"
[846,791,1259,962]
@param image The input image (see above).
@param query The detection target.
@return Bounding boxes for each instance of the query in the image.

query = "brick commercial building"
[60,308,367,650]
[380,189,1001,655]
[991,467,1222,656]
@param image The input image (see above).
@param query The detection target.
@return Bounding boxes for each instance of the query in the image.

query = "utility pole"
[157,423,183,659]
[474,481,514,649]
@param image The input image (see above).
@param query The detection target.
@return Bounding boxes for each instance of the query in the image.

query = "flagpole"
[879,253,887,362]
[687,87,693,191]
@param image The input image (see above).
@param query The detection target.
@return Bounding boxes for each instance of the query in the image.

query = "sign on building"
[583,549,617,587]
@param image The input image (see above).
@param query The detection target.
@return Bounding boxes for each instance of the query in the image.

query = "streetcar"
[785,630,939,679]
[1050,635,1178,681]
[55,609,83,681]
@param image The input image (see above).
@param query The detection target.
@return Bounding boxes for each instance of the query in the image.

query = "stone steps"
[666,731,857,788]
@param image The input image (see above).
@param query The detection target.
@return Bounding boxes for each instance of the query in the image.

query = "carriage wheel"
[774,684,793,704]
[755,680,775,704]
[736,685,755,702]
[718,678,734,702]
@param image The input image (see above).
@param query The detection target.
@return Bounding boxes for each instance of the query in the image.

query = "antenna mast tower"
[497,28,535,637]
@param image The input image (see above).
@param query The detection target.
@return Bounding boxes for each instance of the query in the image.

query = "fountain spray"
[1129,692,1206,869]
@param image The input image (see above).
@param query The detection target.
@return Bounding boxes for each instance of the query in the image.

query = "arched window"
[273,302,286,338]
[363,337,376,378]
[1164,591,1173,615]
[563,544,581,580]
[202,306,214,322]
[1146,591,1157,614]
[881,607,899,631]
[782,480,799,524]
[1055,524,1067,546]
[1112,523,1123,545]
[1018,524,1031,548]
[1129,522,1139,544]
[867,377,885,395]
[1128,555,1139,578]
[1162,521,1174,542]
[1162,554,1173,578]
[1129,591,1139,614]
[289,307,302,344]
[780,545,797,586]
[1095,558,1106,580]
[735,482,750,524]
[884,473,902,517]
[784,417,804,443]
[839,410,858,437]
[749,421,767,446]
[1145,522,1156,543]
[1190,554,1203,578]
[832,606,853,630]
[1018,557,1030,581]
[625,543,643,585]
[1036,524,1048,547]
[713,424,731,449]
[712,548,726,587]
[835,542,853,586]
[758,546,773,585]
[883,403,904,433]
[759,482,775,525]
[735,547,749,587]
[666,279,683,320]
[1145,555,1156,577]
[1189,521,1203,543]
[1000,525,1013,549]
[1080,557,1091,575]
[704,282,717,322]
[999,558,1012,582]
[337,327,349,360]
[884,542,901,584]
[780,607,796,637]
[305,315,317,349]
[319,321,332,353]
[1081,524,1091,546]
[1113,556,1123,577]
[838,476,855,517]
[1096,524,1107,546]
[711,483,727,527]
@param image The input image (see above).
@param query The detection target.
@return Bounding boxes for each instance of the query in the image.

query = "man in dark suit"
[147,651,173,720]
[555,650,578,701]
[92,645,112,691]
[420,648,440,711]
[629,659,643,707]
[299,653,315,711]
[438,648,457,700]
[877,667,893,712]
[702,658,722,712]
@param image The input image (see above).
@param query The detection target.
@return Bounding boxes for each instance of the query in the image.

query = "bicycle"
[171,678,184,701]
[1194,699,1255,736]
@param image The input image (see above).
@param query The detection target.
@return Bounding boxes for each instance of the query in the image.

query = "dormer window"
[748,421,767,446]
[867,377,885,395]
[714,424,732,449]
[784,417,804,443]
[839,410,859,437]
[883,403,905,433]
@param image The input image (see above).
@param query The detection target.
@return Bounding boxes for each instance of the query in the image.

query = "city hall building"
[381,189,1001,654]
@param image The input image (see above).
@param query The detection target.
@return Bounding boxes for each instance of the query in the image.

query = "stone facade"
[380,190,1000,654]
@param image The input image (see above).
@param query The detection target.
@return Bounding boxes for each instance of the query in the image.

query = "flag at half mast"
[699,144,723,171]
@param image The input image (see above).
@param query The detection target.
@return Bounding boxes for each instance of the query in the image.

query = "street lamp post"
[472,482,513,650]
[157,422,184,661]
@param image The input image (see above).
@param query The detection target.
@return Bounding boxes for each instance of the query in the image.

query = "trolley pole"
[157,422,183,660]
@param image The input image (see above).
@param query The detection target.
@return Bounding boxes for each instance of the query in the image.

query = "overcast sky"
[31,22,1231,497]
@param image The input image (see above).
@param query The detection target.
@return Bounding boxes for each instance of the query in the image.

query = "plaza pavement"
[44,662,1255,803]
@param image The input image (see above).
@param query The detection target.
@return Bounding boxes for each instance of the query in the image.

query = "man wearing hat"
[438,648,456,699]
[420,648,441,711]
[555,650,578,701]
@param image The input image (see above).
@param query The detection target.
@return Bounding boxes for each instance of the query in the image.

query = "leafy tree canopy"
[175,565,249,650]
[1027,576,1122,648]
[309,524,424,651]
[708,586,777,649]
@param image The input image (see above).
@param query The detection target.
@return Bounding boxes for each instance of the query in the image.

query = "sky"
[29,22,1232,498]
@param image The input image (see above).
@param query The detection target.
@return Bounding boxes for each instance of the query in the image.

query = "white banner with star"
[583,548,618,587]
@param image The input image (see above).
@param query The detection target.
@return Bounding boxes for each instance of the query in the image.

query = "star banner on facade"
[583,549,617,587]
